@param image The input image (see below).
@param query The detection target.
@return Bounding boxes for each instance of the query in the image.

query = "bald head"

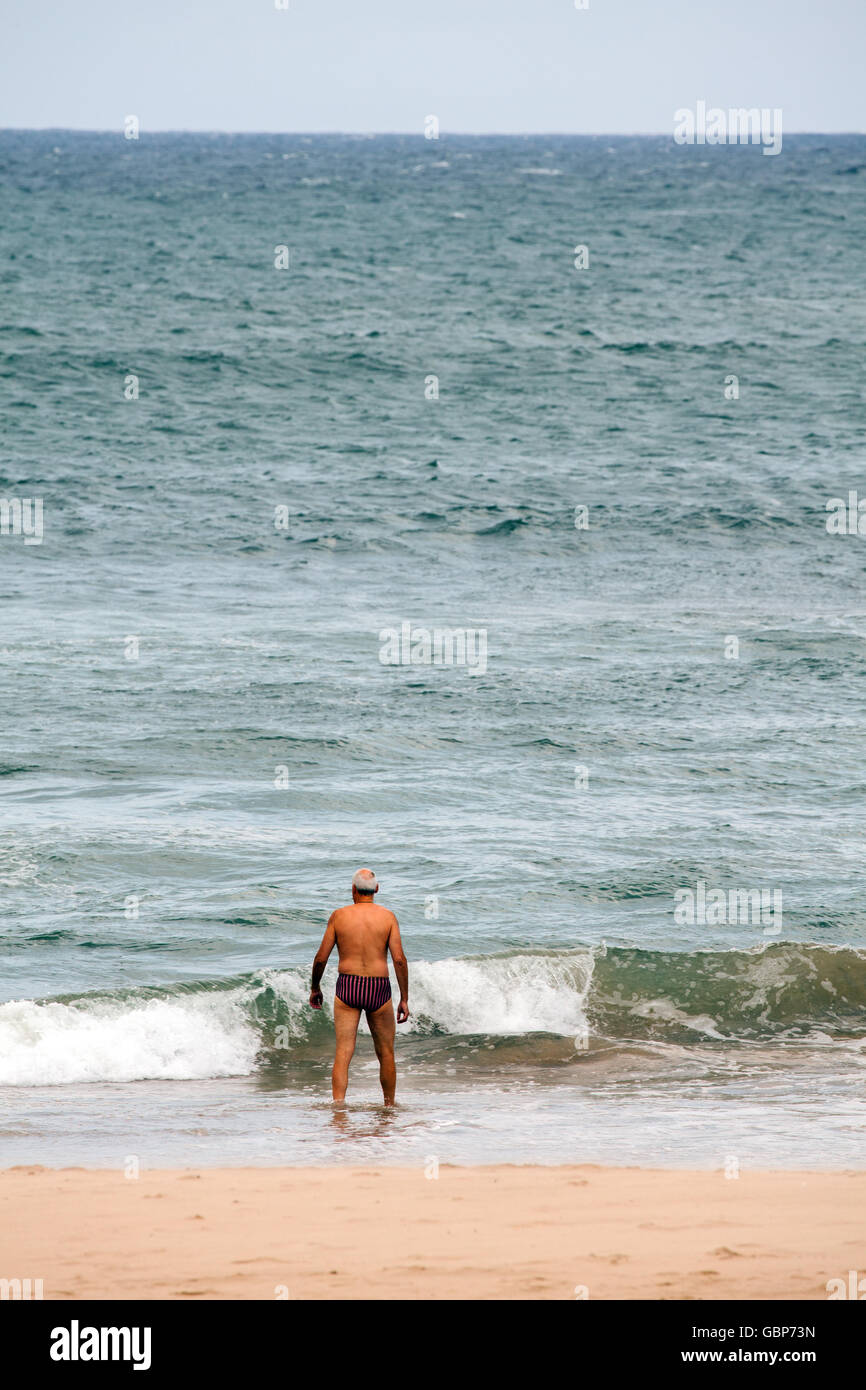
[352,868,379,898]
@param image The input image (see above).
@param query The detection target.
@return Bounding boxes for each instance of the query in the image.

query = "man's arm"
[310,915,337,1009]
[388,914,410,1023]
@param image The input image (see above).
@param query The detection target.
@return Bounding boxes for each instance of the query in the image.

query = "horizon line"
[2,126,865,138]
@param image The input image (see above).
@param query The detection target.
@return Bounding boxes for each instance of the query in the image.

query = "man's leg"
[332,997,361,1101]
[367,999,397,1105]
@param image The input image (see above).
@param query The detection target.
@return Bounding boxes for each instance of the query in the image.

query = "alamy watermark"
[0,497,43,545]
[50,1323,151,1370]
[674,102,783,157]
[826,1270,866,1299]
[674,881,782,935]
[1,1277,43,1300]
[379,622,487,676]
[826,492,866,535]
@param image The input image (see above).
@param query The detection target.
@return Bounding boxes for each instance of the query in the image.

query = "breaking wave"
[1,943,864,1085]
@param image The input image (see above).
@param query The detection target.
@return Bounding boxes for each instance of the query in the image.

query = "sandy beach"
[2,1164,862,1301]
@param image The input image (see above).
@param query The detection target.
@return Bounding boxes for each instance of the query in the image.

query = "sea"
[2,130,866,1170]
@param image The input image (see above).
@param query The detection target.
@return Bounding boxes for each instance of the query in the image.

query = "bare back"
[330,901,396,976]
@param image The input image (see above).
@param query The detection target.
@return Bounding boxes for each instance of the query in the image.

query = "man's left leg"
[332,996,361,1101]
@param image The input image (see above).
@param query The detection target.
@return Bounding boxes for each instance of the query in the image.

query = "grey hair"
[352,868,379,894]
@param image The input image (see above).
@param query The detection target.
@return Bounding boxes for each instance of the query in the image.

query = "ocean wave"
[1,944,864,1087]
[0,991,261,1086]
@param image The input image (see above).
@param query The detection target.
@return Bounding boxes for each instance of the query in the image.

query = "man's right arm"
[388,914,410,1023]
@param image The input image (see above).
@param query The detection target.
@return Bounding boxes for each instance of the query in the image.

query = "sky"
[1,0,864,134]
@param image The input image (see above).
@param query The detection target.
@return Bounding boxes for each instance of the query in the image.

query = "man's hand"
[310,919,336,1011]
[396,998,410,1024]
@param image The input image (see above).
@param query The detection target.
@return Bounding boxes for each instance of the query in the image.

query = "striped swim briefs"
[335,973,392,1013]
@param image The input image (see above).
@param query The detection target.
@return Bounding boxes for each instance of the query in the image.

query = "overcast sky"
[1,0,864,134]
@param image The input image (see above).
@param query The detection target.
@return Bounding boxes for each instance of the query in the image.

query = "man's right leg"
[367,999,397,1105]
[332,996,361,1101]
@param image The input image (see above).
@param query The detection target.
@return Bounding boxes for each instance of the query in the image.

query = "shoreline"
[2,1164,863,1300]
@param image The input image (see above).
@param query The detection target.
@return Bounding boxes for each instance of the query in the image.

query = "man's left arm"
[310,915,337,1009]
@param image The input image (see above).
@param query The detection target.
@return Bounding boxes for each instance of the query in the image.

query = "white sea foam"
[0,955,595,1085]
[408,952,594,1036]
[622,997,726,1039]
[0,993,259,1086]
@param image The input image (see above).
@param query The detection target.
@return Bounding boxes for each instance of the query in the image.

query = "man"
[310,869,409,1106]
